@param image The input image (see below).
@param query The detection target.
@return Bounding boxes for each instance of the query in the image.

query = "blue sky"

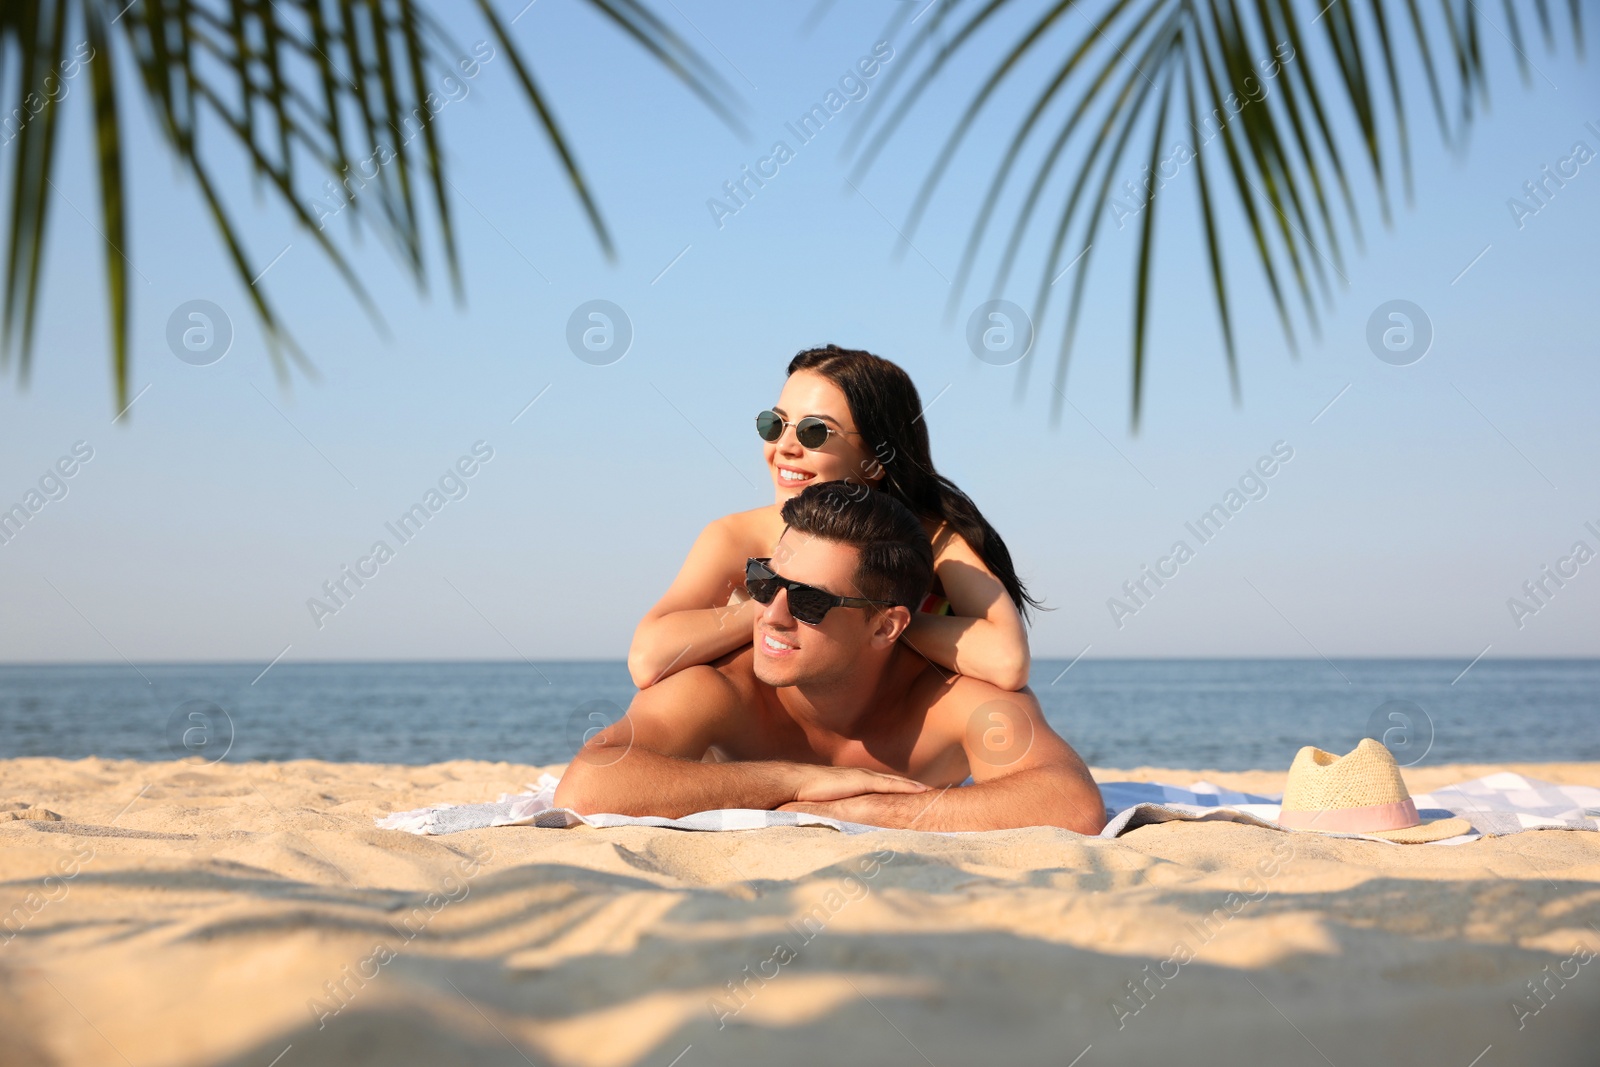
[1,0,1597,668]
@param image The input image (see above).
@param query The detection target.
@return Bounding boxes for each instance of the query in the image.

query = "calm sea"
[1,659,1595,771]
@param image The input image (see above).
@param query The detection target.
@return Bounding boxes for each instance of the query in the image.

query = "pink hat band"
[1277,797,1420,833]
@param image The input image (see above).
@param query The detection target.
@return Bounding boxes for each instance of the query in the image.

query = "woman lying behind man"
[629,344,1039,692]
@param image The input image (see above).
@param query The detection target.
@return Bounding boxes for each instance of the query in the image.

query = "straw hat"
[1277,738,1473,843]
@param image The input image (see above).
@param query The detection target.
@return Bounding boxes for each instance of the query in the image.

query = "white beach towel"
[375,772,1600,845]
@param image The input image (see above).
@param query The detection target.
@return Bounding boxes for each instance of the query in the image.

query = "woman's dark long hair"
[787,344,1042,620]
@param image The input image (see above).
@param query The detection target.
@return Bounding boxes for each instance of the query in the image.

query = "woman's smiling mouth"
[776,465,814,485]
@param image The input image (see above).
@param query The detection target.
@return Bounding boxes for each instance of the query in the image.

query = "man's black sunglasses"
[744,557,895,625]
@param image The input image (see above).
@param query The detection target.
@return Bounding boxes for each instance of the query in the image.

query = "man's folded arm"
[778,684,1106,834]
[558,748,812,818]
[553,666,787,817]
[781,762,1104,833]
[551,666,927,818]
[948,685,1106,833]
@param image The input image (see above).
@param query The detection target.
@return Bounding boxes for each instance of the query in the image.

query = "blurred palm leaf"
[849,0,1584,428]
[0,0,743,410]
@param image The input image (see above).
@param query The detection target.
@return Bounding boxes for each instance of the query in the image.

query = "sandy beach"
[3,756,1598,1067]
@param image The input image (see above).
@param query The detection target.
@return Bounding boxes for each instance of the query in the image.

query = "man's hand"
[789,765,929,803]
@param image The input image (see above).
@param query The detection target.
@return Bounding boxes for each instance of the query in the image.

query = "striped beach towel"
[375,771,1600,845]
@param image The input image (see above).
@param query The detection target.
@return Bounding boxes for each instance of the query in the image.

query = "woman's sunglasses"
[745,557,895,626]
[755,409,854,450]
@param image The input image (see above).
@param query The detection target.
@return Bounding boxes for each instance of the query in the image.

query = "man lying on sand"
[554,482,1106,834]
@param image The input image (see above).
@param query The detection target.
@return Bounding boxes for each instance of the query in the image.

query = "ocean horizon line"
[1,654,1596,669]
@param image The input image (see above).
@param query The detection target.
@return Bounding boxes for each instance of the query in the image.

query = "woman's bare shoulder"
[921,517,972,561]
[710,504,785,546]
[723,502,782,524]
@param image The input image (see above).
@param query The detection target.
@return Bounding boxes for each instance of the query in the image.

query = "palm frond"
[852,0,1583,428]
[0,0,744,410]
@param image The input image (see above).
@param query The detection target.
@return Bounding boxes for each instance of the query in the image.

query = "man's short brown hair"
[779,481,934,609]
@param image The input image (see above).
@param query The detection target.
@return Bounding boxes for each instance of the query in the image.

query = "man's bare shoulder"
[945,672,1039,708]
[636,658,745,716]
[616,659,753,761]
[906,663,1041,737]
[709,645,765,705]
[897,654,1020,706]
